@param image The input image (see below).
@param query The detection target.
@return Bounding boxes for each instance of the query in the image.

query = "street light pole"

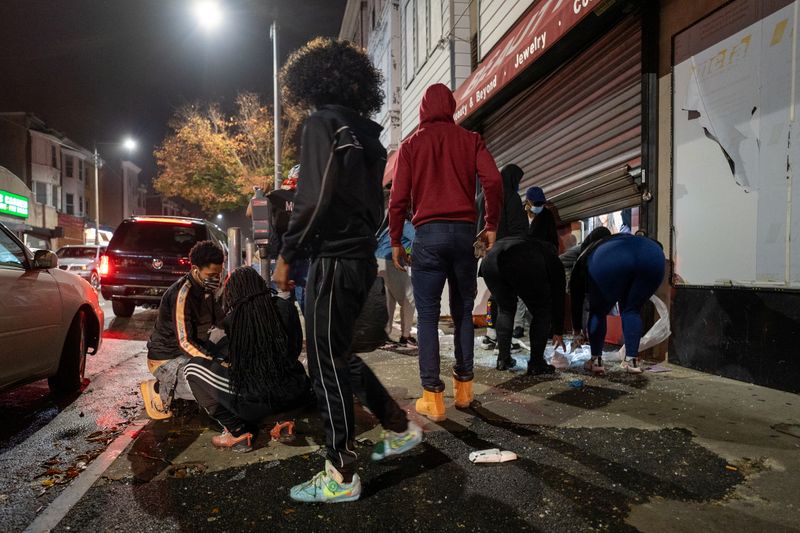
[93,147,100,245]
[270,19,282,191]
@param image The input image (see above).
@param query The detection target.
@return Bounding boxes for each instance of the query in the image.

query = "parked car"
[56,244,106,289]
[0,222,104,396]
[100,216,227,318]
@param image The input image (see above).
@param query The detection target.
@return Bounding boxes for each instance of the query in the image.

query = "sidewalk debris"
[468,449,518,463]
[166,462,207,478]
[646,364,671,373]
[568,379,584,389]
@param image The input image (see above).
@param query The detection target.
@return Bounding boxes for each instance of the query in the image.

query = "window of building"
[65,156,74,178]
[50,145,57,168]
[403,0,414,86]
[415,0,428,71]
[34,181,48,205]
[469,0,479,69]
[79,196,84,216]
[65,193,75,215]
[78,159,84,181]
[430,0,442,50]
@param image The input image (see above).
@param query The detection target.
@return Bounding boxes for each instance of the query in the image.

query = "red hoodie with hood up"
[388,83,502,246]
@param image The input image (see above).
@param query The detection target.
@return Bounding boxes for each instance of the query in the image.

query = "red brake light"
[99,254,111,277]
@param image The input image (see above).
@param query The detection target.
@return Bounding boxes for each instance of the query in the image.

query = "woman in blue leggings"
[570,228,665,374]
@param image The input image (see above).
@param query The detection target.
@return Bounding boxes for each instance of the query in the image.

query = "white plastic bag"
[615,294,670,360]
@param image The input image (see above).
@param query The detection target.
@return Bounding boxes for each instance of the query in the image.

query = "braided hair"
[222,267,290,403]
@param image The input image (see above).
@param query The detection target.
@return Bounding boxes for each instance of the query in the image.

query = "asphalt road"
[0,300,156,533]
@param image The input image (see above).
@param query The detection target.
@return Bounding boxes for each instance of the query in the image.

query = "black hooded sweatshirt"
[280,105,385,263]
[477,164,528,240]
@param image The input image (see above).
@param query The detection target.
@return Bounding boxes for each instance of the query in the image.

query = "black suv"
[100,216,227,317]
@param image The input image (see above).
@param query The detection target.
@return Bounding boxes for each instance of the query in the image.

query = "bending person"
[570,228,665,374]
[184,266,313,451]
[481,237,566,373]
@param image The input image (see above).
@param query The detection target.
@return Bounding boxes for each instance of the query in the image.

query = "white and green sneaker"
[371,421,423,461]
[289,461,361,503]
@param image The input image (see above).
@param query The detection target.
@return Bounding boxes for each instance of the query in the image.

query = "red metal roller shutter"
[483,13,642,222]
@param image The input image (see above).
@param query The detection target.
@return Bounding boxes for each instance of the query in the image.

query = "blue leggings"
[587,235,665,358]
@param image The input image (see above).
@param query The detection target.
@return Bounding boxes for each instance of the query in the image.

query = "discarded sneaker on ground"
[211,429,253,452]
[289,460,361,503]
[371,421,423,461]
[140,379,172,420]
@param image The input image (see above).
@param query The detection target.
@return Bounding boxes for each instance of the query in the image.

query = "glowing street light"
[193,1,223,32]
[122,137,137,152]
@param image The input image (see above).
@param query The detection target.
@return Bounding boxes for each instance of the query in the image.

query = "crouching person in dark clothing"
[184,267,313,451]
[481,237,566,374]
[141,241,225,420]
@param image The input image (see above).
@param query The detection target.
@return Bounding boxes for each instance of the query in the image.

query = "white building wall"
[478,0,534,61]
[368,1,403,152]
[400,0,472,139]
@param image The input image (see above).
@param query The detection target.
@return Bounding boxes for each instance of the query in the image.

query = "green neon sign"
[0,190,29,218]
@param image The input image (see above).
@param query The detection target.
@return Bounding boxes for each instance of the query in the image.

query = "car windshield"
[57,247,97,259]
[110,221,208,255]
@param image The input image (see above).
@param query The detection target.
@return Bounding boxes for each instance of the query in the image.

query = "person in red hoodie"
[389,83,502,421]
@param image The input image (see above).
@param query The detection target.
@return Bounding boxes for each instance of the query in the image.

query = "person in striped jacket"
[140,240,225,420]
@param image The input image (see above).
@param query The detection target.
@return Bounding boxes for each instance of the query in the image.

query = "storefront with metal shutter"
[454,0,651,232]
[481,13,643,224]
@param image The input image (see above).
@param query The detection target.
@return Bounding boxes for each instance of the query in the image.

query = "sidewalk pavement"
[54,334,800,532]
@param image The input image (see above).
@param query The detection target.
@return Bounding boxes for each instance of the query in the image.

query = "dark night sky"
[0,0,347,181]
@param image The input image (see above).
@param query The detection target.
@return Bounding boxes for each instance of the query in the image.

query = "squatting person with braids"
[183,267,313,451]
[272,37,423,503]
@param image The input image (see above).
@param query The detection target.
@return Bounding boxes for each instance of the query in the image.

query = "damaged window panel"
[672,0,798,288]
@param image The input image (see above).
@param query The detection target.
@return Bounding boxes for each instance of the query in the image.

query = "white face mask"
[532,205,544,215]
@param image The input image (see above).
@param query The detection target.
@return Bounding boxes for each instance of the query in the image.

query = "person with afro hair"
[273,37,422,504]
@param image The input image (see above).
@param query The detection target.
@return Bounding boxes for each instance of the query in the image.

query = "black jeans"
[411,222,478,391]
[305,257,409,480]
[482,245,552,368]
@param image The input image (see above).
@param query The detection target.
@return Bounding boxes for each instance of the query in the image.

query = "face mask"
[532,205,544,214]
[194,269,221,293]
[202,276,221,292]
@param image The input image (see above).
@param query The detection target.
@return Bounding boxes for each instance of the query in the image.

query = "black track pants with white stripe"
[184,358,311,437]
[305,257,409,479]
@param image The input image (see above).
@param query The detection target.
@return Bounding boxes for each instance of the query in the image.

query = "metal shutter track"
[484,13,642,222]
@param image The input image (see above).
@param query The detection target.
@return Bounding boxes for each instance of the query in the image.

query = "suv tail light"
[99,254,111,277]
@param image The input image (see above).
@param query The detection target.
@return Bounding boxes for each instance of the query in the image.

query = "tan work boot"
[140,379,172,420]
[415,390,446,422]
[453,378,474,409]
